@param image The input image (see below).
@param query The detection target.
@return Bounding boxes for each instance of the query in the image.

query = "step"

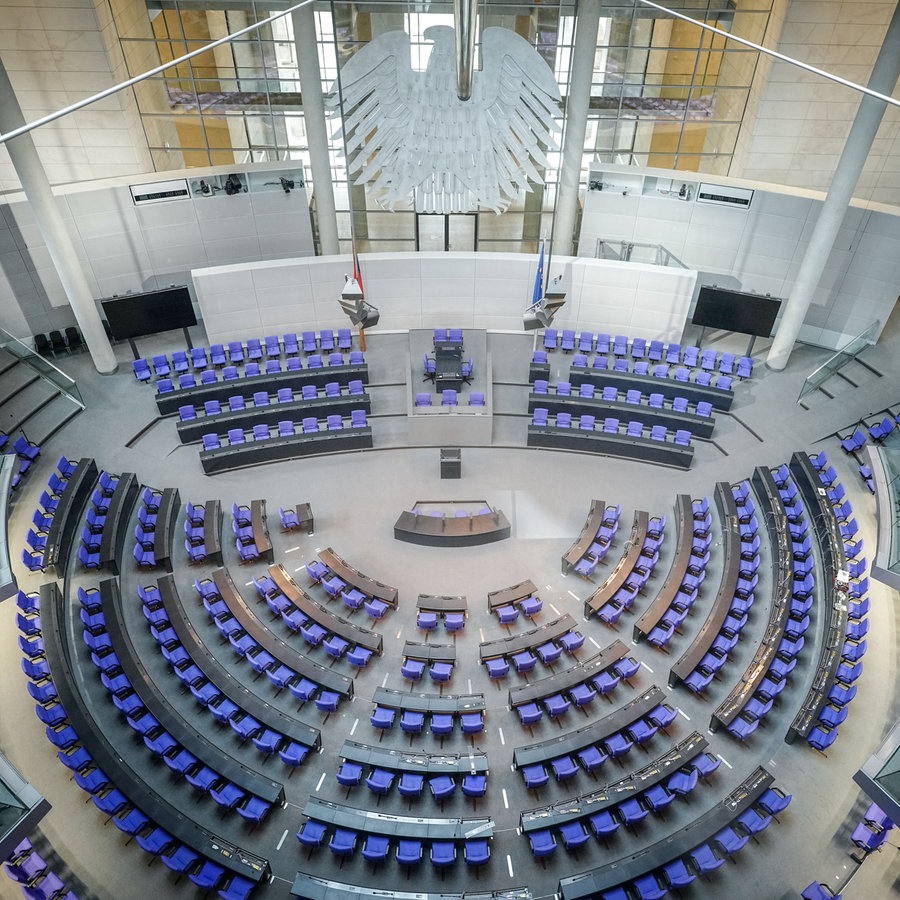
[25,392,83,446]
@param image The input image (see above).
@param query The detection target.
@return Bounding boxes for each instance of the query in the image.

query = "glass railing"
[0,329,84,409]
[594,239,688,268]
[873,438,900,574]
[798,320,880,402]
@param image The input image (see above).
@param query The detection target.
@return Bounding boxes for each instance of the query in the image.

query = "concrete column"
[766,2,900,370]
[0,57,116,374]
[292,4,339,255]
[553,0,601,258]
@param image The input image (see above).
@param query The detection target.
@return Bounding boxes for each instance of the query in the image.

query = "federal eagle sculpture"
[327,26,561,215]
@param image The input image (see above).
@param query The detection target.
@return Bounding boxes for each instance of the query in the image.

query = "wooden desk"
[584,511,649,617]
[319,547,398,607]
[393,509,511,547]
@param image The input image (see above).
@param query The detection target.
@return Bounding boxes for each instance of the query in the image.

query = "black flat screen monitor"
[101,287,196,340]
[692,286,781,338]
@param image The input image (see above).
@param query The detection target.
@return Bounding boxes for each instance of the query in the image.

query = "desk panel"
[339,740,489,775]
[153,487,181,573]
[97,473,139,575]
[250,499,273,563]
[394,510,511,547]
[632,496,693,641]
[403,641,456,662]
[479,615,577,662]
[269,563,382,653]
[290,874,530,900]
[508,641,629,707]
[562,499,605,574]
[0,455,15,600]
[487,580,538,612]
[669,483,741,687]
[319,547,398,607]
[585,511,649,616]
[41,582,269,883]
[568,368,733,411]
[417,595,468,613]
[528,426,693,469]
[212,567,353,698]
[44,458,98,572]
[372,687,485,715]
[204,499,223,565]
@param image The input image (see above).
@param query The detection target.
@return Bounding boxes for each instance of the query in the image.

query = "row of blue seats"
[7,434,41,491]
[841,411,900,453]
[305,559,392,620]
[415,390,485,407]
[495,593,542,626]
[193,576,344,710]
[21,459,77,572]
[154,351,365,391]
[520,702,678,792]
[201,410,368,450]
[250,572,375,668]
[297,821,491,870]
[570,503,621,580]
[184,500,212,564]
[180,380,365,421]
[134,330,355,379]
[484,629,585,681]
[533,409,693,447]
[140,583,315,769]
[369,705,484,738]
[534,380,714,418]
[19,591,255,900]
[805,461,869,753]
[230,502,265,564]
[131,483,159,570]
[596,521,665,627]
[335,763,486,803]
[433,328,464,344]
[515,656,641,730]
[417,608,466,633]
[593,786,791,899]
[401,655,454,685]
[3,835,78,900]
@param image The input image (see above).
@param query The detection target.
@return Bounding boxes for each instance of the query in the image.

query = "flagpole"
[351,238,367,352]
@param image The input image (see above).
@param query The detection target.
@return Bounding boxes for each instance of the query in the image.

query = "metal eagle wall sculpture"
[327,26,562,215]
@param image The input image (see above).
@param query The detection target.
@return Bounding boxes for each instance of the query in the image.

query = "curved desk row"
[158,573,321,750]
[338,740,489,776]
[558,766,774,898]
[562,499,606,574]
[393,509,511,547]
[513,685,666,769]
[176,393,371,443]
[668,483,742,688]
[508,640,630,708]
[487,579,538,613]
[320,547,399,607]
[301,796,493,841]
[787,451,850,743]
[211,567,354,698]
[202,499,224,565]
[372,687,485,715]
[527,425,694,470]
[567,368,734,411]
[44,458,98,573]
[632,495,693,642]
[156,363,369,415]
[200,426,373,474]
[40,582,269,883]
[98,473,141,573]
[712,467,793,732]
[404,641,456,663]
[291,877,529,900]
[584,511,650,616]
[269,563,383,654]
[99,578,283,804]
[519,730,707,832]
[528,393,716,439]
[0,455,15,600]
[417,595,468,614]
[479,615,577,662]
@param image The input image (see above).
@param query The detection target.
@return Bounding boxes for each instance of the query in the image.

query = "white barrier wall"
[191,252,698,346]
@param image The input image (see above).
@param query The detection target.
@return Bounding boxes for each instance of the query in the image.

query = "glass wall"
[123,1,772,252]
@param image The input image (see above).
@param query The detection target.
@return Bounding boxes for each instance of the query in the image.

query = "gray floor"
[1,317,899,900]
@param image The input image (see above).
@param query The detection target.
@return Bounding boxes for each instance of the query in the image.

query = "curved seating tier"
[567,367,733,411]
[43,458,98,573]
[290,875,529,900]
[318,548,399,607]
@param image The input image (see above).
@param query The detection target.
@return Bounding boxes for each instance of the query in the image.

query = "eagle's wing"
[326,31,416,208]
[473,27,562,210]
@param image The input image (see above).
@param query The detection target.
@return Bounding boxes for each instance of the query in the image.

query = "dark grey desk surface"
[584,511,649,616]
[152,486,181,573]
[512,685,665,769]
[403,641,457,663]
[269,563,383,654]
[290,874,530,900]
[212,567,354,698]
[40,582,270,883]
[519,729,707,831]
[561,499,605,574]
[319,547,399,606]
[158,573,321,749]
[486,579,538,612]
[98,472,139,575]
[372,687,485,715]
[508,641,630,708]
[632,495,693,641]
[669,483,741,686]
[416,595,468,613]
[203,499,223,565]
[528,426,694,470]
[393,510,511,547]
[250,498,273,562]
[713,467,793,731]
[558,766,774,898]
[44,458,97,572]
[339,740,489,775]
[787,451,850,742]
[567,367,734,411]
[479,614,577,662]
[99,578,284,804]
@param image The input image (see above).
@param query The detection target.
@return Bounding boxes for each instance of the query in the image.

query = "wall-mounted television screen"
[692,286,782,338]
[101,286,196,340]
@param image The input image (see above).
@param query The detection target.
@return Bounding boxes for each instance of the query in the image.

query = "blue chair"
[529,829,557,858]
